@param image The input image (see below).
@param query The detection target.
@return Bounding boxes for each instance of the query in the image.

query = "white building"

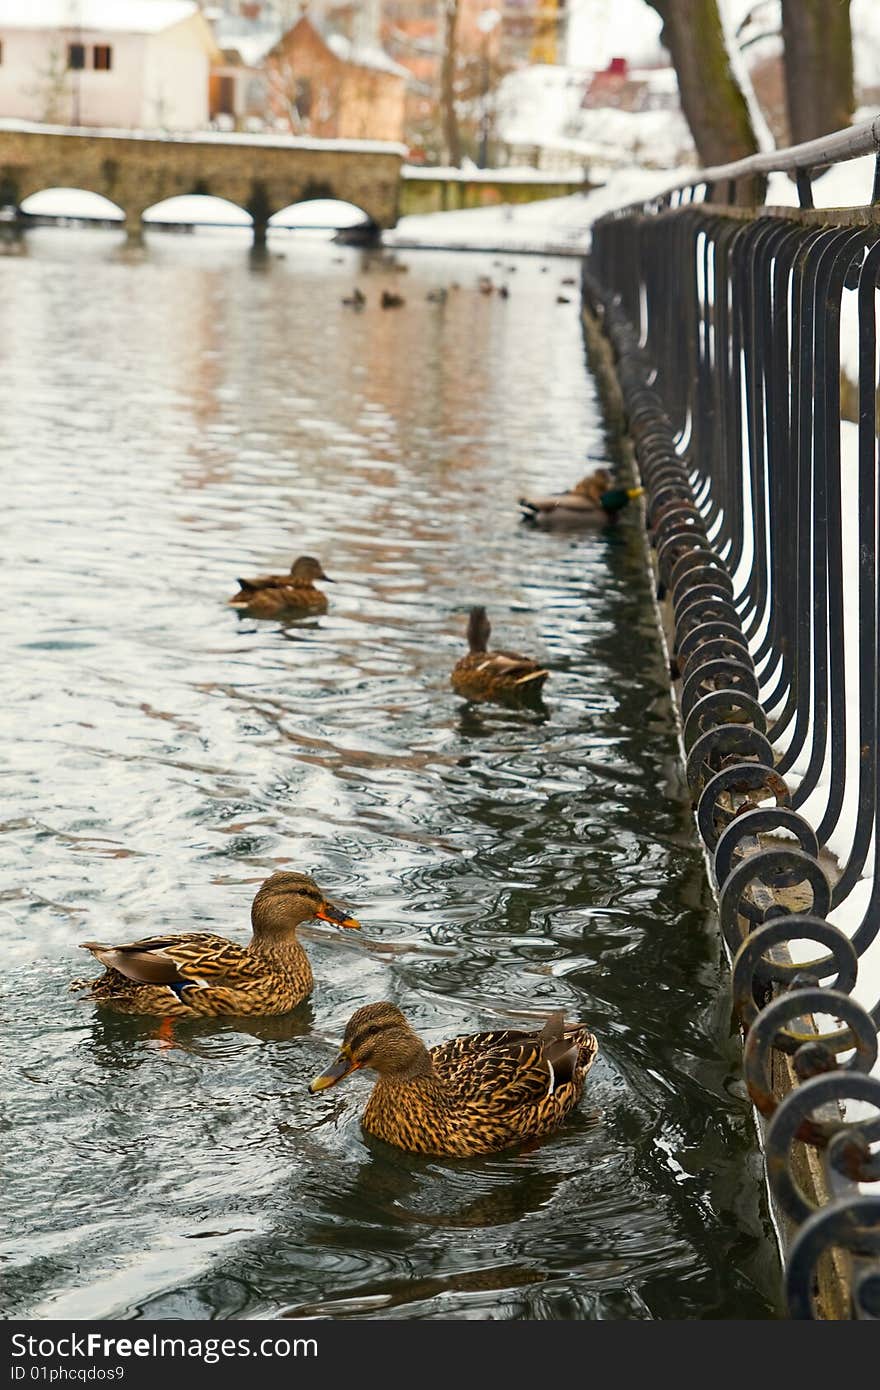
[0,0,220,131]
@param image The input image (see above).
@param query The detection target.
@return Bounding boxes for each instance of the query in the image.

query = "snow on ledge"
[401,165,587,185]
[0,118,407,157]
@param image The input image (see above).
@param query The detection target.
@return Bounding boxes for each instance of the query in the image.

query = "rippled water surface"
[1,229,781,1320]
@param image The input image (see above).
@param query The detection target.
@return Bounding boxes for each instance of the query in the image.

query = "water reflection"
[1,229,780,1320]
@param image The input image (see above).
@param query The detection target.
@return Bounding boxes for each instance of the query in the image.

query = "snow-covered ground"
[386,166,693,254]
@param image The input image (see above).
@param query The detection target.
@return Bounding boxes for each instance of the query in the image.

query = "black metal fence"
[585,120,880,1318]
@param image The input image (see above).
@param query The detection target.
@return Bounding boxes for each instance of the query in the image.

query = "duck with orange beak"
[310,1002,598,1157]
[75,871,360,1017]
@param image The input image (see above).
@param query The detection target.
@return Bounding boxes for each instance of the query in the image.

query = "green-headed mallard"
[519,469,643,527]
[76,871,359,1017]
[451,606,548,702]
[309,1002,598,1156]
[227,555,332,618]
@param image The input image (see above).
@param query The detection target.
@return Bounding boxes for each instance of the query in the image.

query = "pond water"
[1,228,781,1319]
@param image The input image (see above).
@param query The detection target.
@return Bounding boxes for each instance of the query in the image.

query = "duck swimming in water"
[227,555,333,618]
[75,871,360,1017]
[310,1002,598,1157]
[451,606,548,702]
[519,469,643,527]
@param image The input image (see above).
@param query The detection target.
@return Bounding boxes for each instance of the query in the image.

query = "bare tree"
[645,0,760,165]
[264,54,316,134]
[440,0,462,166]
[27,41,71,125]
[780,0,853,144]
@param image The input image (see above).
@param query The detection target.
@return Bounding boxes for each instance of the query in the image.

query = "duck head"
[251,871,359,938]
[289,556,333,583]
[309,1002,432,1090]
[466,605,491,654]
[599,486,644,515]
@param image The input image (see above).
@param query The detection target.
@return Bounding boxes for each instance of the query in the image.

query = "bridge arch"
[18,187,124,223]
[141,194,252,231]
[269,197,375,241]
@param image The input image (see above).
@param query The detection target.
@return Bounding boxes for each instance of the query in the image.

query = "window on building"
[93,45,112,71]
[67,43,86,70]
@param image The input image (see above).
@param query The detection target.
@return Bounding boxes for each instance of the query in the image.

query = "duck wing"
[434,1015,596,1104]
[485,651,548,683]
[79,932,258,987]
[233,573,290,594]
[520,491,600,518]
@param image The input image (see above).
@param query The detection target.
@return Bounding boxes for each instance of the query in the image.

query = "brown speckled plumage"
[451,607,548,703]
[310,1002,598,1156]
[75,871,359,1017]
[227,555,332,618]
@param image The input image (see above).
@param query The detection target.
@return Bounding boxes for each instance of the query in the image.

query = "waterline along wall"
[584,119,880,1319]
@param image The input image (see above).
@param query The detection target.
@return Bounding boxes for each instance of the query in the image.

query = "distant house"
[264,15,407,142]
[581,57,650,113]
[581,57,680,116]
[0,0,220,130]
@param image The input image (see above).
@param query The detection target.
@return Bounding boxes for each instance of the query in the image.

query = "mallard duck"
[451,606,548,702]
[519,469,643,527]
[227,555,332,618]
[309,1002,598,1157]
[75,871,360,1017]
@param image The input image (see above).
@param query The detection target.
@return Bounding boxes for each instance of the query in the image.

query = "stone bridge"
[0,120,405,242]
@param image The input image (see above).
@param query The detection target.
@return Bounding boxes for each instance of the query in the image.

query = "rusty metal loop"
[654,512,708,552]
[669,546,732,594]
[696,762,792,851]
[674,581,737,622]
[718,848,832,951]
[686,726,776,798]
[764,1070,880,1221]
[677,621,749,668]
[680,643,756,696]
[683,690,767,753]
[675,599,743,648]
[745,992,878,1125]
[657,530,710,587]
[671,563,735,605]
[680,659,759,720]
[787,1198,880,1318]
[714,807,819,886]
[732,916,858,1026]
[647,487,694,524]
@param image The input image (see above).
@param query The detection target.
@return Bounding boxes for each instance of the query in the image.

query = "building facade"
[264,15,406,141]
[0,0,218,130]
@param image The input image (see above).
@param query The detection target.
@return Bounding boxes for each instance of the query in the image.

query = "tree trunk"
[440,0,461,167]
[781,0,853,145]
[646,0,759,166]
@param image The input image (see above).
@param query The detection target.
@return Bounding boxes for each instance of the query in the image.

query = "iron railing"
[585,116,880,1319]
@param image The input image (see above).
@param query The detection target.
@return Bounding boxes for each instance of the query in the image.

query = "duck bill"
[309,1049,361,1092]
[316,900,360,930]
[627,487,645,499]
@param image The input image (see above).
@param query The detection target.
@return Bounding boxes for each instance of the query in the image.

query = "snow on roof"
[217,29,280,69]
[0,1,200,35]
[325,33,409,81]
